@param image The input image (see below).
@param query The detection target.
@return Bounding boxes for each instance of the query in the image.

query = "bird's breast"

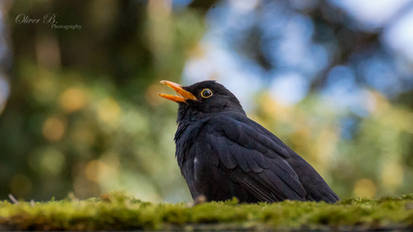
[174,119,209,167]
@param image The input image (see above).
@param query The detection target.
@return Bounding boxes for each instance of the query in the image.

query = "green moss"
[0,192,412,230]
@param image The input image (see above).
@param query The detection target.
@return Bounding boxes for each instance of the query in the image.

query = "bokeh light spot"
[31,71,57,103]
[42,116,66,142]
[40,149,65,176]
[353,178,377,198]
[29,147,66,176]
[85,160,103,183]
[270,72,309,105]
[85,159,119,182]
[384,8,413,62]
[59,87,88,113]
[381,161,403,190]
[97,98,120,124]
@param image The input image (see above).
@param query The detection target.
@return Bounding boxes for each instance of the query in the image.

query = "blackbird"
[159,80,339,203]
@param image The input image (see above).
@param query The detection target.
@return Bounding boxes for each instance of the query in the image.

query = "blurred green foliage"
[253,92,413,199]
[0,0,412,202]
[0,0,204,202]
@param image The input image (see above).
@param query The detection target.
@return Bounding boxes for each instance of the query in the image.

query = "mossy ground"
[0,192,413,231]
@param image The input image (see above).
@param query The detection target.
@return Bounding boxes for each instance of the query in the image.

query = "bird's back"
[245,117,340,203]
[175,112,339,203]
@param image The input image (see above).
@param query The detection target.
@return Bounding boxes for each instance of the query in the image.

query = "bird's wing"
[204,115,307,201]
[240,115,340,203]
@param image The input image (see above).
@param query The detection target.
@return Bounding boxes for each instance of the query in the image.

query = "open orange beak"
[159,80,197,103]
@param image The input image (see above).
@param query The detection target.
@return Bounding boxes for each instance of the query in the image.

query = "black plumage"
[160,80,339,203]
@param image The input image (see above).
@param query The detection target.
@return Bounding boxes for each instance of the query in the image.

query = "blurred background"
[0,0,413,202]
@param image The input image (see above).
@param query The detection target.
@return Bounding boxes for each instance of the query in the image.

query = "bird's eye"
[200,88,213,98]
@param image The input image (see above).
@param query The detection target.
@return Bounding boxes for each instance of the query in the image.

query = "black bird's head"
[159,80,245,122]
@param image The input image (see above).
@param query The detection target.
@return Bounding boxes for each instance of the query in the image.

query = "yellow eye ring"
[200,88,213,98]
